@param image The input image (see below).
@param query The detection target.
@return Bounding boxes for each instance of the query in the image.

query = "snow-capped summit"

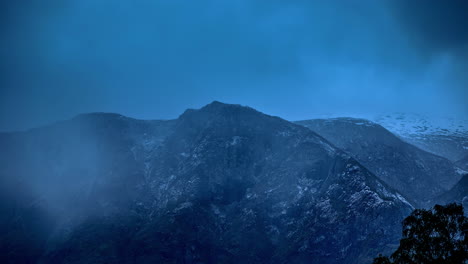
[296,117,463,207]
[295,112,468,162]
[370,113,468,162]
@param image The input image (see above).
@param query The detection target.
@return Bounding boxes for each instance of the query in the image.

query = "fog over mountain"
[1,102,466,264]
[1,1,467,263]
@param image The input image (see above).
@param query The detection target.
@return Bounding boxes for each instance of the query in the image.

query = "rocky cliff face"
[296,118,462,207]
[1,102,414,264]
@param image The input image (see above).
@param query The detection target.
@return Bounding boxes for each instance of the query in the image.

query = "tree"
[373,203,468,264]
[373,254,392,264]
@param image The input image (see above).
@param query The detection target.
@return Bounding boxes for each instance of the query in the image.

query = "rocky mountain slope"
[296,118,463,207]
[0,102,412,264]
[302,113,468,163]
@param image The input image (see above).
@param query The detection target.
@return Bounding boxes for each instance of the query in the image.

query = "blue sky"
[1,0,467,131]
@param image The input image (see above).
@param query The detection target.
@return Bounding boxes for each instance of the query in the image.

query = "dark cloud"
[0,0,467,131]
[389,0,468,116]
[391,0,468,54]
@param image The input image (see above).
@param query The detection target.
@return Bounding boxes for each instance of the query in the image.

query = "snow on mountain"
[296,117,462,208]
[371,113,468,162]
[295,112,468,162]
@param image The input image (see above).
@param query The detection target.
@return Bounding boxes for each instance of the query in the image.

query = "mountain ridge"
[0,101,457,264]
[296,117,462,207]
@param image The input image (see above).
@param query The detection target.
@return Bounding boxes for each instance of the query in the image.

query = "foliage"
[373,254,392,264]
[373,203,468,264]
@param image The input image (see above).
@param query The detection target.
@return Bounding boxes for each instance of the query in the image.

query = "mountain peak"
[73,112,128,121]
[179,101,264,121]
[205,100,229,107]
[201,101,256,113]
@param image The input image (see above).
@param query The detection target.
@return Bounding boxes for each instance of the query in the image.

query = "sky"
[1,0,468,131]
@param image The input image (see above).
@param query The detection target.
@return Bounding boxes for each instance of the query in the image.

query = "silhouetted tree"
[373,254,391,264]
[373,203,467,264]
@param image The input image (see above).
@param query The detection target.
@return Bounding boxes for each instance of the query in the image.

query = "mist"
[1,2,467,262]
[0,113,176,259]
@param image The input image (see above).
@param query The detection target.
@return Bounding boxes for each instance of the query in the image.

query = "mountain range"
[371,113,468,163]
[0,102,465,264]
[296,118,463,207]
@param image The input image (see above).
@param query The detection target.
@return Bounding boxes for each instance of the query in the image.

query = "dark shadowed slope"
[437,174,468,210]
[1,102,412,264]
[296,118,462,207]
[456,155,468,171]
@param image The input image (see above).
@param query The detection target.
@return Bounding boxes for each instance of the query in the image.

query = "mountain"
[371,113,468,162]
[437,174,468,211]
[0,113,176,263]
[456,155,468,171]
[0,102,412,264]
[302,113,468,162]
[296,118,462,207]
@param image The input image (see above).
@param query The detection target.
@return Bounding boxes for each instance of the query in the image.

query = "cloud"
[390,0,468,54]
[0,0,467,131]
